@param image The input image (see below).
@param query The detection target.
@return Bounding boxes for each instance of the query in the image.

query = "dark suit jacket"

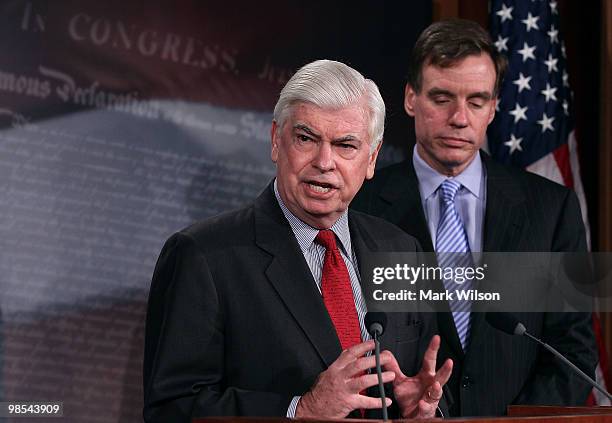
[143,184,438,422]
[351,152,597,417]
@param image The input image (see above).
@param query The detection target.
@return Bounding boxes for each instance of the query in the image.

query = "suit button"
[461,376,472,388]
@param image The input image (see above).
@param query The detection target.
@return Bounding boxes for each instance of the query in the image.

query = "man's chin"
[440,151,478,167]
[298,206,344,229]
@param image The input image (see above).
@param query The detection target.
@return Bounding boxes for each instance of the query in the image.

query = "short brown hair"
[407,19,508,96]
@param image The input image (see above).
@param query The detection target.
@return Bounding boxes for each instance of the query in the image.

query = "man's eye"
[469,101,485,109]
[338,143,357,150]
[433,98,449,105]
[297,134,312,142]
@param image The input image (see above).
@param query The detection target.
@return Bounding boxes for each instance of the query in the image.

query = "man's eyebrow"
[294,124,320,138]
[294,124,363,144]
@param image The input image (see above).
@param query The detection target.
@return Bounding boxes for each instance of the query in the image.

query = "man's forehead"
[288,100,368,115]
[424,52,495,71]
[286,102,369,128]
[421,55,496,93]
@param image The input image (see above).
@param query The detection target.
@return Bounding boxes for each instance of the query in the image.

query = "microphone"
[485,312,527,336]
[365,312,388,421]
[365,312,387,337]
[486,312,612,402]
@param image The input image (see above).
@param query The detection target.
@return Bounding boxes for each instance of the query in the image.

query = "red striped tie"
[315,230,362,350]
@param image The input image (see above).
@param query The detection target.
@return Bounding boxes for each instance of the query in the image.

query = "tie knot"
[315,230,338,251]
[439,179,461,203]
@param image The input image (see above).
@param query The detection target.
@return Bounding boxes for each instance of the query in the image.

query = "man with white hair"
[143,59,452,422]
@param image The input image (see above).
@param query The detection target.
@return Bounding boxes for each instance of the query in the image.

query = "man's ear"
[488,97,498,125]
[404,84,417,117]
[270,121,279,163]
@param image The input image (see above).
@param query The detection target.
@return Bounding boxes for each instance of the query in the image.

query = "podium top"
[508,405,612,417]
[194,407,612,423]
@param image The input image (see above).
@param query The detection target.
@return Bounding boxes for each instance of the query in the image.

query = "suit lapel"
[379,161,435,252]
[468,154,528,355]
[481,153,528,252]
[254,185,342,368]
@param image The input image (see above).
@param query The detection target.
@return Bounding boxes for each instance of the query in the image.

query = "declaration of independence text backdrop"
[0,1,430,421]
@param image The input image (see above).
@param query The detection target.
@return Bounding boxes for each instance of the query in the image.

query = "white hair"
[272,59,385,153]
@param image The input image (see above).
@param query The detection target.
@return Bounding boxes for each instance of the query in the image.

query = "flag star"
[561,44,567,58]
[517,42,537,62]
[496,3,514,22]
[504,134,524,154]
[537,113,555,133]
[513,72,532,92]
[541,83,558,102]
[522,12,540,32]
[509,103,529,123]
[562,70,570,87]
[544,54,559,73]
[547,25,559,44]
[495,35,509,52]
[562,100,569,115]
[550,1,558,14]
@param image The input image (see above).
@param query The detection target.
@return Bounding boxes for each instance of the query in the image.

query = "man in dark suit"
[143,59,452,423]
[352,20,597,417]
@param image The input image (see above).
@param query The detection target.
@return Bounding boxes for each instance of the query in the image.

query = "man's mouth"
[306,181,335,193]
[440,136,471,144]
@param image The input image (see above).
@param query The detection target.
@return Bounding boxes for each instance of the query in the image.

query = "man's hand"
[384,335,453,418]
[295,340,395,418]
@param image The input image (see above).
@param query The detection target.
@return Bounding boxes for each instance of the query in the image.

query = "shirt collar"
[412,145,483,198]
[273,179,352,256]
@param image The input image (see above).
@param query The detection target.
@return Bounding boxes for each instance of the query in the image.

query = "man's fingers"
[424,381,442,403]
[347,371,395,391]
[332,340,376,368]
[413,381,442,418]
[359,395,393,410]
[344,350,397,377]
[381,350,406,379]
[421,335,441,375]
[297,341,399,419]
[434,358,453,385]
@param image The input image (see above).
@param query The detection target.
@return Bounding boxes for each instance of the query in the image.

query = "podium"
[194,406,612,422]
[508,405,612,417]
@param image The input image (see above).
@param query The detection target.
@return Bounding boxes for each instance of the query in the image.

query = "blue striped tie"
[435,179,473,351]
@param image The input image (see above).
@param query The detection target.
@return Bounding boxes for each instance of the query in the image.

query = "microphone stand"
[524,331,612,401]
[373,330,388,421]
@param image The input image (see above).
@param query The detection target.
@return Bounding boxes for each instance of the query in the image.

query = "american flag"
[487,0,610,406]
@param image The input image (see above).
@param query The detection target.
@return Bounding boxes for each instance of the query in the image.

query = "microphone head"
[514,322,527,336]
[486,312,526,336]
[365,312,387,336]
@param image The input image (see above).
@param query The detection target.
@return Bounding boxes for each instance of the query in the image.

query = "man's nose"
[449,102,469,128]
[313,142,335,171]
